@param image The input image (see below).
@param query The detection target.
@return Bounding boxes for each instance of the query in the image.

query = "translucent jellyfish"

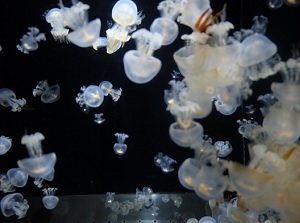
[60,1,101,47]
[92,37,108,50]
[94,113,105,124]
[45,8,69,42]
[33,80,60,103]
[237,119,258,139]
[113,133,129,155]
[271,58,300,106]
[75,85,105,113]
[123,28,163,84]
[186,218,198,223]
[0,135,12,155]
[105,192,115,205]
[170,194,183,208]
[42,188,59,210]
[178,158,201,190]
[198,216,217,223]
[0,88,26,112]
[0,168,28,193]
[263,102,300,144]
[257,93,277,117]
[153,152,177,173]
[99,81,122,102]
[284,0,300,7]
[268,0,284,9]
[16,27,46,54]
[17,132,57,178]
[214,141,232,158]
[0,193,29,219]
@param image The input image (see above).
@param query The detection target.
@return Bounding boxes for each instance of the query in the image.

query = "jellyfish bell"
[178,158,202,190]
[112,0,138,26]
[83,85,105,108]
[0,136,12,155]
[0,88,26,112]
[41,84,60,103]
[0,193,29,219]
[42,188,59,210]
[7,168,28,188]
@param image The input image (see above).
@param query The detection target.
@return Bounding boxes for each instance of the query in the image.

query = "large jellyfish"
[16,27,46,54]
[0,135,12,155]
[123,28,163,84]
[0,193,29,219]
[33,80,60,103]
[42,188,59,210]
[0,88,26,112]
[60,0,101,47]
[17,132,57,178]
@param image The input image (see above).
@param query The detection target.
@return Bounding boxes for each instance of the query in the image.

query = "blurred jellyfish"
[106,0,144,54]
[42,188,59,210]
[16,27,46,54]
[257,93,277,117]
[75,85,105,113]
[284,0,300,7]
[45,8,69,42]
[178,158,202,190]
[60,0,101,47]
[6,168,29,189]
[123,28,163,84]
[0,193,29,219]
[154,152,177,173]
[198,216,217,223]
[237,119,258,139]
[113,133,129,155]
[105,192,115,205]
[214,141,232,158]
[245,104,256,114]
[0,88,26,112]
[170,194,183,208]
[99,81,122,102]
[94,113,105,124]
[33,80,60,103]
[17,132,57,178]
[0,135,12,155]
[187,218,198,223]
[268,0,284,9]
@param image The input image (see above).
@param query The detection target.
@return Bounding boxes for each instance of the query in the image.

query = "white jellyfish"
[0,88,26,112]
[42,188,59,210]
[33,80,60,103]
[113,133,129,155]
[153,152,177,173]
[0,135,12,155]
[94,113,105,124]
[45,8,69,42]
[0,193,29,219]
[99,81,122,102]
[16,27,46,54]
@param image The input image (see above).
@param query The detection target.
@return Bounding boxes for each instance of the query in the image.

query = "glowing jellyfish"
[0,168,28,193]
[199,216,217,223]
[284,0,300,7]
[33,80,60,103]
[123,28,163,84]
[75,85,105,113]
[99,81,122,102]
[105,192,115,205]
[153,152,177,173]
[94,113,105,124]
[45,8,69,42]
[113,133,129,155]
[0,135,12,155]
[214,141,232,158]
[60,1,101,47]
[186,218,198,223]
[0,88,26,112]
[17,132,57,178]
[268,0,284,9]
[237,119,258,139]
[42,188,59,210]
[0,193,29,219]
[16,27,46,54]
[178,158,201,190]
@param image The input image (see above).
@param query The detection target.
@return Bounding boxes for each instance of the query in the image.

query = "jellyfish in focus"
[0,168,28,193]
[113,133,129,155]
[214,141,232,158]
[75,85,105,113]
[99,81,122,102]
[154,152,177,173]
[60,1,101,47]
[42,188,59,210]
[16,27,46,54]
[94,113,105,124]
[0,135,12,155]
[0,88,26,112]
[17,132,57,178]
[123,28,163,84]
[0,193,29,219]
[45,8,69,42]
[33,80,60,103]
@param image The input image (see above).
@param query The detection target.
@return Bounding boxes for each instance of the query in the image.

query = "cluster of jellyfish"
[0,132,59,219]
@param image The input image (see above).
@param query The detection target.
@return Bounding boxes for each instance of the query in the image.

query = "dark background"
[0,0,299,198]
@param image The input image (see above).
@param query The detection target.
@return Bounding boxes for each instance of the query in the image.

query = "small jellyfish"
[0,193,29,219]
[0,135,12,155]
[268,0,284,9]
[0,88,26,112]
[0,168,28,193]
[16,27,46,54]
[113,133,128,155]
[105,192,115,204]
[154,152,177,173]
[178,158,201,190]
[33,80,60,103]
[170,194,183,208]
[94,113,105,124]
[17,132,57,178]
[186,218,198,223]
[237,119,258,138]
[99,81,122,102]
[214,141,232,158]
[198,216,217,223]
[42,188,59,210]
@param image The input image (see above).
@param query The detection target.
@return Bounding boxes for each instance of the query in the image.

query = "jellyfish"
[123,28,163,84]
[42,188,59,210]
[0,135,12,155]
[99,81,122,102]
[33,80,60,103]
[186,218,199,223]
[214,141,232,158]
[17,132,57,178]
[0,193,29,219]
[268,0,284,9]
[105,192,115,205]
[284,0,300,7]
[198,216,217,223]
[0,88,26,112]
[16,27,46,54]
[153,152,177,173]
[237,119,258,139]
[92,37,108,50]
[44,8,69,42]
[0,168,28,193]
[106,0,144,53]
[178,158,202,190]
[113,133,128,155]
[94,113,105,124]
[75,85,105,113]
[60,0,101,47]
